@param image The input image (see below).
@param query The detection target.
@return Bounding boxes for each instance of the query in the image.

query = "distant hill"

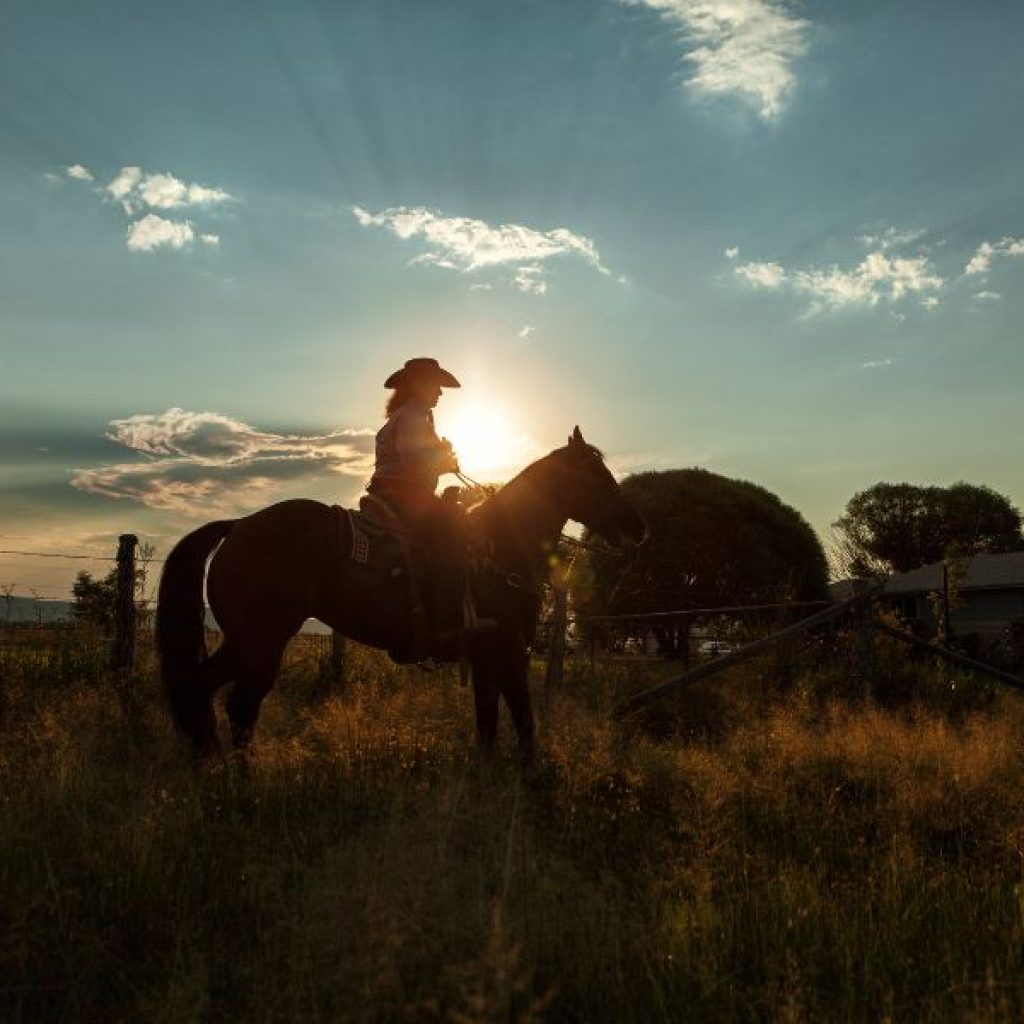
[1,597,330,634]
[1,596,73,625]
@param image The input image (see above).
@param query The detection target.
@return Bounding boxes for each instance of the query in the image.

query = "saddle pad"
[341,507,410,576]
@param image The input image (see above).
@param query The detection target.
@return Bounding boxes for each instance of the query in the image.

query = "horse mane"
[467,440,605,522]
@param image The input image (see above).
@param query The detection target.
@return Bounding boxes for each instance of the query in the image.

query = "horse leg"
[499,642,536,762]
[190,643,237,755]
[225,640,286,751]
[471,654,500,753]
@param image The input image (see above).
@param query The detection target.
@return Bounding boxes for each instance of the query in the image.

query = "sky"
[1,0,1023,599]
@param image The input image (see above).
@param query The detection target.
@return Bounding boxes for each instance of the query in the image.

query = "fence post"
[545,587,568,689]
[852,579,875,699]
[329,630,346,690]
[112,533,138,676]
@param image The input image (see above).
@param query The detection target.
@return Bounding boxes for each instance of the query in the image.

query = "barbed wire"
[0,549,165,563]
[0,549,114,561]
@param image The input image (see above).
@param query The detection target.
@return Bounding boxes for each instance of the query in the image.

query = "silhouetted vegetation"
[578,469,829,617]
[833,481,1023,575]
[71,568,118,634]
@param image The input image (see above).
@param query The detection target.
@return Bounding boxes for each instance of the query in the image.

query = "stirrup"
[462,594,496,634]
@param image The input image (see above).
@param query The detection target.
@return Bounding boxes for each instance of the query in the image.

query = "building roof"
[885,551,1024,594]
[831,551,1024,600]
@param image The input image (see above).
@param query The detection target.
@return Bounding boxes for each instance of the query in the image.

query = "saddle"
[331,496,490,673]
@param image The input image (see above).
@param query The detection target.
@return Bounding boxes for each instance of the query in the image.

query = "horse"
[156,426,647,758]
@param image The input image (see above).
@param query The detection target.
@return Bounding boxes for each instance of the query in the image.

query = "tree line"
[65,477,1023,631]
[573,471,1023,621]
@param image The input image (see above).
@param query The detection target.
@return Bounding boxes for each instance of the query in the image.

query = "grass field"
[3,631,1024,1022]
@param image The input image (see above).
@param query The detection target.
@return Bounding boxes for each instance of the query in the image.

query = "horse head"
[556,426,647,548]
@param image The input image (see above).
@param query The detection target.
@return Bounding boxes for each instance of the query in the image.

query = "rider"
[367,357,492,655]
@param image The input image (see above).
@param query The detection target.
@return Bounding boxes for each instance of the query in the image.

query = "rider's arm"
[395,410,458,475]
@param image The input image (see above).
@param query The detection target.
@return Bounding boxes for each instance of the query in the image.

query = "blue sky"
[2,0,1022,597]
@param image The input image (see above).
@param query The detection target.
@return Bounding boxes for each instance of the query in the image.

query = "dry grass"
[2,632,1024,1021]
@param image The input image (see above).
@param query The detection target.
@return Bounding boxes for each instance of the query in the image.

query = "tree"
[576,469,829,623]
[71,546,156,633]
[71,569,118,633]
[832,481,1023,576]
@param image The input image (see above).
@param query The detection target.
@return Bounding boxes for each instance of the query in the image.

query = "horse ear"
[571,425,585,446]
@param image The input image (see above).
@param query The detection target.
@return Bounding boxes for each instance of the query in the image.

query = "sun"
[436,397,534,482]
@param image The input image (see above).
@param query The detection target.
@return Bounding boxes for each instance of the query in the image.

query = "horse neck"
[472,459,567,578]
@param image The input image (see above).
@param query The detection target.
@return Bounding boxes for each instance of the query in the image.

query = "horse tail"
[157,519,234,746]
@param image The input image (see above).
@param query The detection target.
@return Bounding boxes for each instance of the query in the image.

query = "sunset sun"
[437,397,535,482]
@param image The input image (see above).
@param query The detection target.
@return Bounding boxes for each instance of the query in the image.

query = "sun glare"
[437,398,534,482]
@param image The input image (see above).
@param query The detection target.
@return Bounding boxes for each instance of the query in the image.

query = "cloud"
[627,0,809,120]
[964,236,1024,275]
[974,290,1001,302]
[735,260,785,287]
[104,166,232,214]
[513,266,548,295]
[126,214,195,252]
[59,162,232,250]
[106,166,142,207]
[136,173,230,209]
[861,359,893,369]
[518,325,535,339]
[71,409,375,513]
[734,245,943,314]
[353,205,611,294]
[858,227,926,252]
[724,246,739,260]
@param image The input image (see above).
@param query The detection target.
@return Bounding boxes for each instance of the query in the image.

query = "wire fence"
[0,543,165,613]
[534,599,835,664]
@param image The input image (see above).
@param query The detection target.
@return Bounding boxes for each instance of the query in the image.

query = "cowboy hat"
[384,357,461,389]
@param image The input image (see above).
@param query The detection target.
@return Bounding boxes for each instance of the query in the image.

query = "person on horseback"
[367,357,493,656]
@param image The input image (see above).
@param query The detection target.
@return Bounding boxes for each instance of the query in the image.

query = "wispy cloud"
[513,266,548,295]
[974,290,1002,302]
[861,359,893,369]
[964,236,1024,276]
[352,205,611,294]
[735,260,785,287]
[626,0,809,120]
[858,226,926,252]
[71,409,374,513]
[734,233,943,314]
[65,164,94,182]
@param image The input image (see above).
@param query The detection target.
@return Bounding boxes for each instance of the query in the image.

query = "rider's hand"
[438,438,459,473]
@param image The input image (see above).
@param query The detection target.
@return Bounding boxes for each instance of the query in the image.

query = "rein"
[457,469,621,559]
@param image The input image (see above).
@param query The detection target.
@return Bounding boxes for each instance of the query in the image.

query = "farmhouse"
[833,551,1024,647]
[882,551,1024,639]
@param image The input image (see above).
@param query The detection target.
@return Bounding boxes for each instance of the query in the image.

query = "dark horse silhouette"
[156,427,646,757]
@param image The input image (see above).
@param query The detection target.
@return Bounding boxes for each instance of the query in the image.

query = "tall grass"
[2,633,1024,1021]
